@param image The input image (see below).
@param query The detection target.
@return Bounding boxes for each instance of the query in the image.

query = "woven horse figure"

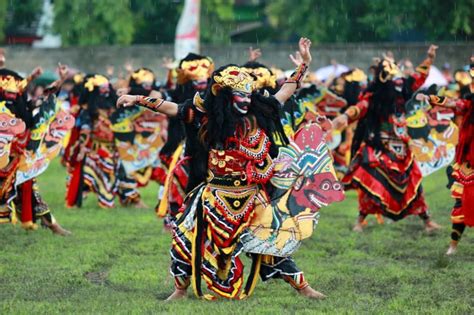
[243,123,345,256]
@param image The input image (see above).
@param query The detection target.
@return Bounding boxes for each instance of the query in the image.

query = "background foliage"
[0,0,472,45]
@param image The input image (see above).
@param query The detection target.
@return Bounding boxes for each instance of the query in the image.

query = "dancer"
[446,58,474,255]
[156,53,214,220]
[118,38,341,300]
[0,60,71,235]
[65,74,143,208]
[333,47,443,232]
[112,67,165,208]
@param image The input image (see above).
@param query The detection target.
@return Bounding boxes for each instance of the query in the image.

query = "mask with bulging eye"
[379,59,400,83]
[131,69,155,91]
[212,66,256,115]
[84,74,110,96]
[231,90,251,114]
[243,66,276,90]
[179,58,214,91]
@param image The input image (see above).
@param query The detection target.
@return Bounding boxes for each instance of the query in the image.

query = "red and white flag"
[174,0,200,60]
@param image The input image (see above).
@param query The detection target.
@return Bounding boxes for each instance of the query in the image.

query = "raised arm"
[410,44,438,92]
[416,93,466,114]
[332,94,371,130]
[117,94,179,117]
[44,63,69,95]
[274,37,312,104]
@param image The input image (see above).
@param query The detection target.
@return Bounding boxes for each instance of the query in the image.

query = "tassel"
[157,143,184,217]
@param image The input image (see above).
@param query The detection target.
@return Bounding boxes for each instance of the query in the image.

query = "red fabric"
[151,166,167,184]
[62,126,80,164]
[65,162,82,207]
[20,180,33,223]
[358,187,427,217]
[169,158,189,206]
[410,72,428,92]
[456,100,474,165]
[462,185,474,227]
[343,144,424,218]
[351,165,422,214]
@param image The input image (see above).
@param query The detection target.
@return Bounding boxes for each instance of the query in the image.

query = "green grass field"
[1,160,473,314]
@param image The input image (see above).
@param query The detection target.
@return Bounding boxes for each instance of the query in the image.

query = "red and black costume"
[156,53,214,220]
[342,58,439,224]
[448,63,474,245]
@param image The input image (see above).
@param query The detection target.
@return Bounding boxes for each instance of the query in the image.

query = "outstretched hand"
[161,57,175,70]
[29,66,43,80]
[415,93,430,103]
[298,37,312,65]
[332,114,348,131]
[248,47,262,62]
[427,44,438,60]
[124,60,134,73]
[289,51,303,66]
[57,63,69,80]
[117,94,137,108]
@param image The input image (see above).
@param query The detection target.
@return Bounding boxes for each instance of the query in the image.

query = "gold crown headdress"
[211,66,255,96]
[84,74,109,92]
[242,66,277,90]
[131,69,155,85]
[0,75,27,93]
[177,58,214,84]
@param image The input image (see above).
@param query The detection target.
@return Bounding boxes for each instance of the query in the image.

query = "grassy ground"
[0,160,473,314]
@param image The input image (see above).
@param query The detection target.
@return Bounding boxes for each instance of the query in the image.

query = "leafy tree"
[53,0,135,46]
[8,0,43,30]
[0,0,7,42]
[201,0,235,44]
[130,0,181,44]
[266,0,474,43]
[0,0,43,43]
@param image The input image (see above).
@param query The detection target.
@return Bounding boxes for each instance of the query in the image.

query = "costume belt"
[206,170,250,188]
[208,149,248,176]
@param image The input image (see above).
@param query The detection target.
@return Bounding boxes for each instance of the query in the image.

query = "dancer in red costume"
[333,45,443,232]
[446,57,474,255]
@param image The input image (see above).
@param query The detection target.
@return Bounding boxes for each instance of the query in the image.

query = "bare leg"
[446,240,458,255]
[166,277,189,301]
[297,285,327,299]
[165,288,187,301]
[419,212,442,232]
[353,213,367,232]
[41,215,72,236]
[133,199,149,209]
[447,223,465,255]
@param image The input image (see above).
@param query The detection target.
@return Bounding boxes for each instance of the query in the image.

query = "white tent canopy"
[314,64,349,81]
[421,65,448,88]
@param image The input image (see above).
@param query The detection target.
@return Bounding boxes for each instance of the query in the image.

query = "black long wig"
[79,74,117,122]
[0,69,33,128]
[350,61,398,157]
[201,64,288,157]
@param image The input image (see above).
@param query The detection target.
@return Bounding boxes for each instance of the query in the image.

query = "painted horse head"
[271,123,344,214]
[0,101,26,168]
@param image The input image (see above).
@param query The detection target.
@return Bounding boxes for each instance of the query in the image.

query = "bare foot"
[297,285,326,299]
[50,223,72,236]
[133,199,149,209]
[446,241,457,255]
[353,221,365,232]
[165,288,187,301]
[21,222,39,231]
[163,223,173,233]
[425,220,442,233]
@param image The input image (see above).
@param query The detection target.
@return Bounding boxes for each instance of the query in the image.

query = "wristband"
[136,95,165,112]
[285,63,308,88]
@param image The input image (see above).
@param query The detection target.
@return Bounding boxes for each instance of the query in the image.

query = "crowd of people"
[0,39,472,300]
